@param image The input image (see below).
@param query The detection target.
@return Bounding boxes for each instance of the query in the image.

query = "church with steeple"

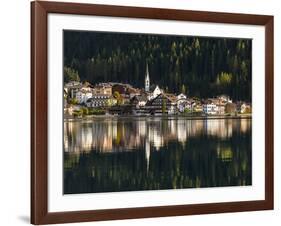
[144,63,162,100]
[145,63,150,92]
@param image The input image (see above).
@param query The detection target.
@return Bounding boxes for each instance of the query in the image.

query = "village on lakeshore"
[64,64,252,118]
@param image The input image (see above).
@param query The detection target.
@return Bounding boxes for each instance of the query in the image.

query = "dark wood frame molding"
[31,1,274,224]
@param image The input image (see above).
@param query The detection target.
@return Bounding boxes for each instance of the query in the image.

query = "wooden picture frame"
[31,1,274,224]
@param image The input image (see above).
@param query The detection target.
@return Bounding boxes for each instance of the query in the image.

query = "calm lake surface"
[64,117,252,194]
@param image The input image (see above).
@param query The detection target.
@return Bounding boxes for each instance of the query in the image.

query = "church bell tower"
[145,63,150,92]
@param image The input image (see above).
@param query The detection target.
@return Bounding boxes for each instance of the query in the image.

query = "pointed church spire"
[145,63,150,92]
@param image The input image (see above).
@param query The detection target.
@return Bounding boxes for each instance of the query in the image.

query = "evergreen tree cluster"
[64,30,252,101]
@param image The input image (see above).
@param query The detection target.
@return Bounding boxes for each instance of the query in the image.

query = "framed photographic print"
[31,1,274,224]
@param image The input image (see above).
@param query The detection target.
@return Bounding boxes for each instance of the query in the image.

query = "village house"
[216,102,226,115]
[203,99,219,115]
[176,93,188,112]
[93,83,112,95]
[237,102,251,114]
[111,83,141,98]
[130,94,148,108]
[188,99,199,110]
[65,81,81,87]
[193,102,203,112]
[202,95,232,115]
[81,81,94,91]
[177,93,187,100]
[217,94,232,103]
[64,81,82,99]
[212,98,225,115]
[165,94,178,114]
[216,95,232,114]
[178,99,196,113]
[147,85,162,100]
[86,94,117,108]
[126,87,141,99]
[145,93,177,115]
[75,90,93,104]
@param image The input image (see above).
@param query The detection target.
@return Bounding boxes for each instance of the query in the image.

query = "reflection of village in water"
[64,117,251,154]
[64,118,252,194]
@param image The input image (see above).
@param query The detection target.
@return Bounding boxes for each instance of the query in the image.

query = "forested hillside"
[64,30,252,101]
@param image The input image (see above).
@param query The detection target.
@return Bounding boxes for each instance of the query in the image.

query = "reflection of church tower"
[145,63,150,92]
[145,139,150,172]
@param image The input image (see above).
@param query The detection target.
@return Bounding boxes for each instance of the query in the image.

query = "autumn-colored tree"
[113,91,123,105]
[225,103,236,114]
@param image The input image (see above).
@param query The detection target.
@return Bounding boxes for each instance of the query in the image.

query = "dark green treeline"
[64,30,252,101]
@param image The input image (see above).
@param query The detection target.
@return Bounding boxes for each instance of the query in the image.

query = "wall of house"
[0,0,280,226]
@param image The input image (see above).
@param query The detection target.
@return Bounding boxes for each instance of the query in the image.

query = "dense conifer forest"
[64,30,252,101]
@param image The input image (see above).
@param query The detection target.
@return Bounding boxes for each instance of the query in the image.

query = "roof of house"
[86,95,112,102]
[82,81,94,88]
[177,93,187,99]
[76,90,92,94]
[146,93,177,105]
[64,82,82,89]
[131,94,147,102]
[126,87,141,94]
[202,98,228,106]
[164,93,177,102]
[94,83,112,89]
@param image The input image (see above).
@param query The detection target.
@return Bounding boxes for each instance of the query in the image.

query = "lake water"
[64,117,252,194]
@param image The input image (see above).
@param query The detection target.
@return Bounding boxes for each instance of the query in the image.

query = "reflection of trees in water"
[64,118,251,153]
[64,122,252,194]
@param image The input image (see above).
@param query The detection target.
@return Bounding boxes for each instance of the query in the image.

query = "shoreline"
[64,114,252,122]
